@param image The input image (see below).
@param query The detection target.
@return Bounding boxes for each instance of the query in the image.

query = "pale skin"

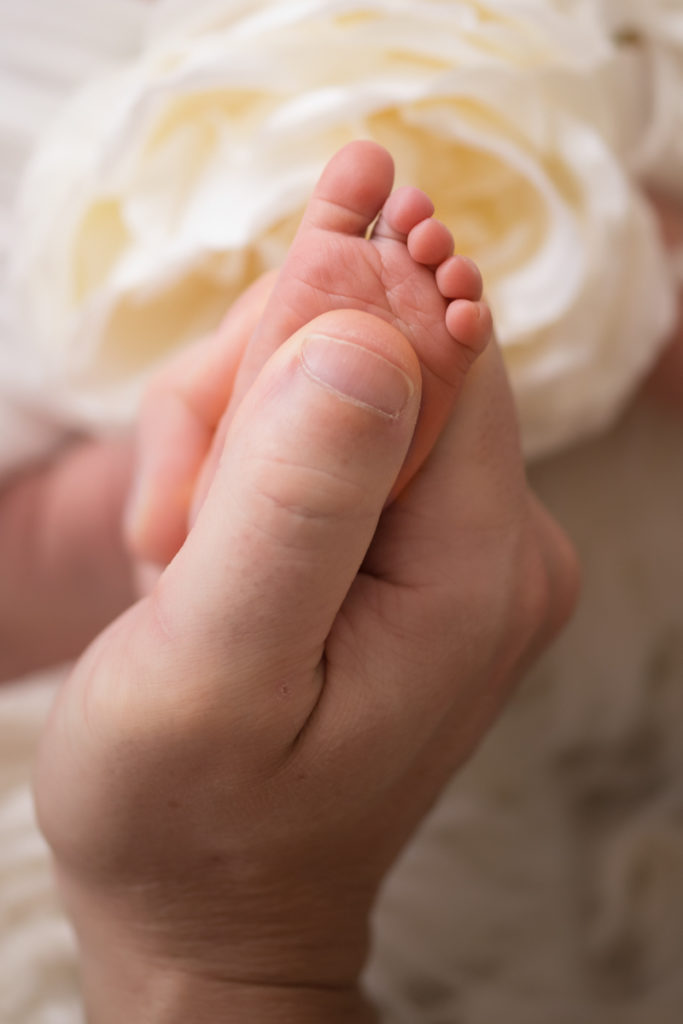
[0,141,677,1020]
[31,142,579,1023]
[36,322,580,1023]
[0,435,134,680]
[1,151,681,680]
[127,141,493,566]
[0,142,492,674]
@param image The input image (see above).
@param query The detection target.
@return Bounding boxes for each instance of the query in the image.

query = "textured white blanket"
[0,4,143,1017]
[0,0,147,476]
[0,674,81,1024]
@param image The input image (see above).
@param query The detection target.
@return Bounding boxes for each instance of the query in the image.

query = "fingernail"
[301,334,414,418]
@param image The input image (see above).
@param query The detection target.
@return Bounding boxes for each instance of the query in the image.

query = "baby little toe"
[446,299,493,353]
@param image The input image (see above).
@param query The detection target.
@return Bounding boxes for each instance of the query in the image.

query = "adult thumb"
[153,309,421,701]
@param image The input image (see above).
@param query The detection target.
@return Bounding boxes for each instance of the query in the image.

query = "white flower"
[9,0,677,458]
[591,0,683,197]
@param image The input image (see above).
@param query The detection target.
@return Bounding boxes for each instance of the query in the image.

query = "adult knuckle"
[251,454,370,533]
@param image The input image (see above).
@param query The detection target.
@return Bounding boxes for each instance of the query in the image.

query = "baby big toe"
[302,140,395,237]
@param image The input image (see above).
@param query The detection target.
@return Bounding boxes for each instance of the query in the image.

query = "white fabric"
[0,0,148,477]
[0,674,82,1024]
[3,0,679,461]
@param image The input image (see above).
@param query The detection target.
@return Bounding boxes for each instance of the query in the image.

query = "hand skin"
[126,270,276,568]
[34,308,579,1023]
[127,191,683,578]
[0,437,135,682]
[1,190,680,684]
[0,272,266,683]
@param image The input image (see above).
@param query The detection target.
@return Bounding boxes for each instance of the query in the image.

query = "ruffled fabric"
[3,0,679,465]
[0,0,148,478]
[596,0,683,192]
[0,674,81,1024]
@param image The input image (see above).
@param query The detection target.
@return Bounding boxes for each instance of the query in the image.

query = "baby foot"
[234,140,492,496]
[128,143,493,568]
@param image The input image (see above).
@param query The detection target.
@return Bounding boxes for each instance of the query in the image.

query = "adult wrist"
[81,966,378,1024]
[55,868,378,1024]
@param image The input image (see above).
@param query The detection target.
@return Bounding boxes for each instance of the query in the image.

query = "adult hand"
[35,309,578,1023]
[125,269,276,569]
[0,436,134,682]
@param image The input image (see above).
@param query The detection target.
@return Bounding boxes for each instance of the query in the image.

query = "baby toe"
[304,140,395,237]
[407,218,454,267]
[373,186,435,241]
[446,299,492,354]
[436,255,483,302]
